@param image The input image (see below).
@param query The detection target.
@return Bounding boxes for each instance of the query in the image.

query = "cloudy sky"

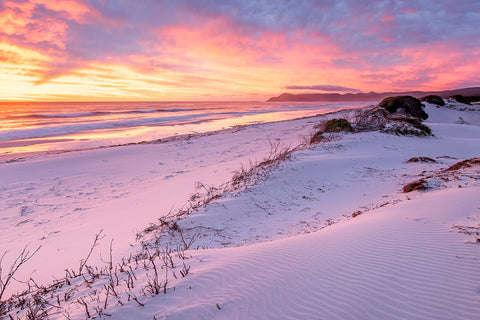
[1,0,479,101]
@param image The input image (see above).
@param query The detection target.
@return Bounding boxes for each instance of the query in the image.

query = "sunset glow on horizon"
[1,0,479,101]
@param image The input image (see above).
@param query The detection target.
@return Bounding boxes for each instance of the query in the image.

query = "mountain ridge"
[267,87,480,102]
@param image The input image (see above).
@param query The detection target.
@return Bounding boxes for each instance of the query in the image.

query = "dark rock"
[378,96,428,120]
[420,95,445,106]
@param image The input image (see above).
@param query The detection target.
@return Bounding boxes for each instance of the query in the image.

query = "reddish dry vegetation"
[402,157,480,193]
[407,157,436,163]
[452,224,480,243]
[403,179,429,193]
[352,211,362,218]
[444,158,480,171]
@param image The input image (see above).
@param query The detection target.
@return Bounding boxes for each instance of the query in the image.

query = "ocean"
[0,100,370,159]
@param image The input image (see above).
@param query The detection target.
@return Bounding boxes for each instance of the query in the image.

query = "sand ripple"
[131,187,480,320]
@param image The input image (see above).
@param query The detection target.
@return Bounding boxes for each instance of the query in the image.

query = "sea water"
[0,100,369,159]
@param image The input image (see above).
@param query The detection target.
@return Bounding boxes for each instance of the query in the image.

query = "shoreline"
[0,105,367,164]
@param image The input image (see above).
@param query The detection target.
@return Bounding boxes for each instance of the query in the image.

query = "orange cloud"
[0,1,479,101]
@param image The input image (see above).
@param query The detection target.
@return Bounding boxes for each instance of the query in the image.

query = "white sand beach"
[1,101,479,319]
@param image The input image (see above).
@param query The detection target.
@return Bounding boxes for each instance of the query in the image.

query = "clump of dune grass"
[323,118,354,133]
[310,118,354,144]
[383,118,432,137]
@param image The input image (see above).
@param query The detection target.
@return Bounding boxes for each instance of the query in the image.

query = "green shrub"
[383,118,432,136]
[420,95,445,106]
[465,96,480,103]
[378,96,428,120]
[449,95,476,105]
[390,127,428,136]
[401,118,432,135]
[323,118,354,133]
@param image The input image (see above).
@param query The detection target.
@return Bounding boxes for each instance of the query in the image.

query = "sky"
[0,0,479,101]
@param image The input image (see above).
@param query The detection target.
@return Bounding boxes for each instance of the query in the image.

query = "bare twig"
[132,296,145,307]
[77,298,91,318]
[79,230,105,275]
[179,229,200,251]
[0,245,41,301]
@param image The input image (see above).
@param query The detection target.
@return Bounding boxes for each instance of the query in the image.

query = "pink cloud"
[1,0,479,99]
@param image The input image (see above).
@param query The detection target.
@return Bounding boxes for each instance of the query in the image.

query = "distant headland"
[267,87,480,102]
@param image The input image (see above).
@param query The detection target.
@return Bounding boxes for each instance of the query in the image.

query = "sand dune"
[111,187,480,320]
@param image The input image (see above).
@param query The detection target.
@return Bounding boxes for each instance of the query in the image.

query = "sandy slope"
[111,187,480,320]
[1,102,479,319]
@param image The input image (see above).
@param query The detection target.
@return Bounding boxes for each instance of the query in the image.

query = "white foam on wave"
[0,113,214,141]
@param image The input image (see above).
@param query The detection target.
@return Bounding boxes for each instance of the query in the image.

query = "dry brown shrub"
[445,158,480,171]
[402,179,428,193]
[406,157,436,163]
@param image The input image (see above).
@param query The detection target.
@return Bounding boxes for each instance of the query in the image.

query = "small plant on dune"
[323,118,354,133]
[402,179,429,193]
[231,140,300,188]
[352,211,362,218]
[452,224,480,244]
[310,118,353,145]
[401,118,432,135]
[445,158,480,171]
[383,117,432,137]
[406,157,437,163]
[402,157,480,195]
